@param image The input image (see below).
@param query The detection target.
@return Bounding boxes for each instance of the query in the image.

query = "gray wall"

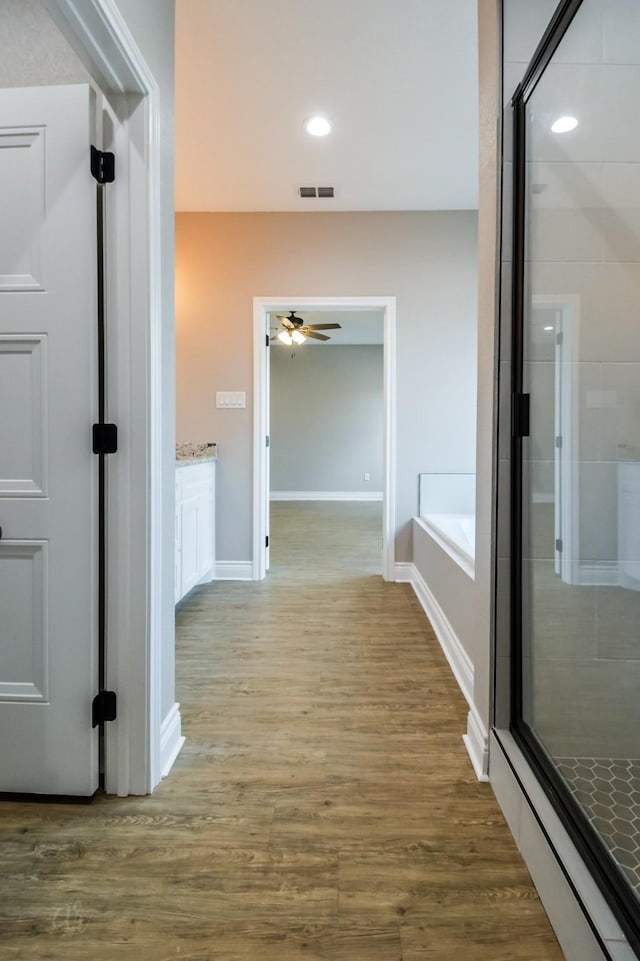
[175,211,478,564]
[270,345,383,494]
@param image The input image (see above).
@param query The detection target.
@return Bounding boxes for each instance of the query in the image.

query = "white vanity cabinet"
[175,460,216,603]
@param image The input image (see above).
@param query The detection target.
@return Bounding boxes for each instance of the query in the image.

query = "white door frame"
[532,294,580,586]
[42,0,163,795]
[253,296,397,582]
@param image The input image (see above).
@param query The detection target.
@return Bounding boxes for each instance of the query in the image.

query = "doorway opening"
[253,296,396,582]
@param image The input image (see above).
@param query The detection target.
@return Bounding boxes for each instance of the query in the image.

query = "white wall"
[270,345,383,494]
[0,0,89,86]
[175,211,478,565]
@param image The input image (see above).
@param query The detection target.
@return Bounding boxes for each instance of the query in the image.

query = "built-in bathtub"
[416,513,475,579]
[417,473,476,578]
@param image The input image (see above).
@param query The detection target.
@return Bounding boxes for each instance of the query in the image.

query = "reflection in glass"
[520,0,640,901]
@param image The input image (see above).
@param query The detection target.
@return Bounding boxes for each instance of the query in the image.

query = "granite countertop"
[176,442,217,465]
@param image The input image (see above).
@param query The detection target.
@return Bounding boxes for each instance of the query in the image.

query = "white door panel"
[0,85,98,796]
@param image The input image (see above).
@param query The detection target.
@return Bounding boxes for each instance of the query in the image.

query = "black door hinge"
[266,334,270,347]
[513,393,530,438]
[266,435,270,448]
[92,690,117,727]
[90,145,115,184]
[555,538,563,553]
[556,331,564,347]
[265,535,269,548]
[93,423,118,455]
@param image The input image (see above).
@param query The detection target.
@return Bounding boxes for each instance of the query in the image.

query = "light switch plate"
[216,391,246,409]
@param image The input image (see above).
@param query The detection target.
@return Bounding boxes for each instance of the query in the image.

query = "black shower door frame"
[509,0,640,953]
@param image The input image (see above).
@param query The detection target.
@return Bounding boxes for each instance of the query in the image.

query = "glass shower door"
[513,0,640,945]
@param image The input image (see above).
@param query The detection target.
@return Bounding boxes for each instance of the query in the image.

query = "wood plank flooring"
[0,502,564,960]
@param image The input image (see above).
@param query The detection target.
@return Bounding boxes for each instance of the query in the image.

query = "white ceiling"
[268,309,384,345]
[175,0,479,212]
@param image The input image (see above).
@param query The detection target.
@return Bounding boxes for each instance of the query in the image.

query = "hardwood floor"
[0,502,564,959]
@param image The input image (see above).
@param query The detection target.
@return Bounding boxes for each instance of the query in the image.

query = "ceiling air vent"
[298,186,335,199]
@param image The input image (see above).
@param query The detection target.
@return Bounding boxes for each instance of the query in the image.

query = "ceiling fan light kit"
[274,311,342,345]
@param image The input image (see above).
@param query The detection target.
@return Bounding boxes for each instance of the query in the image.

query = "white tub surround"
[417,513,475,579]
[417,473,476,578]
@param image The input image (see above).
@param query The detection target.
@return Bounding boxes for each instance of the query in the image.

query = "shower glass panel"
[516,0,640,920]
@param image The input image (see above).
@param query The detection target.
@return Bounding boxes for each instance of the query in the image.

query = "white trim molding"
[253,296,397,583]
[393,562,413,583]
[578,562,619,587]
[215,561,254,581]
[270,491,383,502]
[159,703,185,779]
[463,704,489,782]
[43,0,163,797]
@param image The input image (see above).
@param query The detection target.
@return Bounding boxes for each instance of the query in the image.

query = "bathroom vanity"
[175,445,216,603]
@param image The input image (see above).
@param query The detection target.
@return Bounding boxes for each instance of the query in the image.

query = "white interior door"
[0,84,99,795]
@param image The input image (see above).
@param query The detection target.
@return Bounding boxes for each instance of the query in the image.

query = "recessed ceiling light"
[551,115,578,134]
[305,116,331,137]
[543,325,554,331]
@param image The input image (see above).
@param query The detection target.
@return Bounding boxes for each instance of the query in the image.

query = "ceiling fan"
[273,311,341,345]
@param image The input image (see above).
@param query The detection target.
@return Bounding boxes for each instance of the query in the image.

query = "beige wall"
[175,211,478,564]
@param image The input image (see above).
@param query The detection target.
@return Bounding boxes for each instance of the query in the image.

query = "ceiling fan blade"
[277,317,295,329]
[305,330,331,341]
[304,323,341,331]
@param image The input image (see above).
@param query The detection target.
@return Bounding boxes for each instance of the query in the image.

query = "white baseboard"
[160,702,185,779]
[270,491,383,501]
[410,564,474,707]
[579,561,619,587]
[393,562,414,582]
[214,561,254,580]
[463,704,489,781]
